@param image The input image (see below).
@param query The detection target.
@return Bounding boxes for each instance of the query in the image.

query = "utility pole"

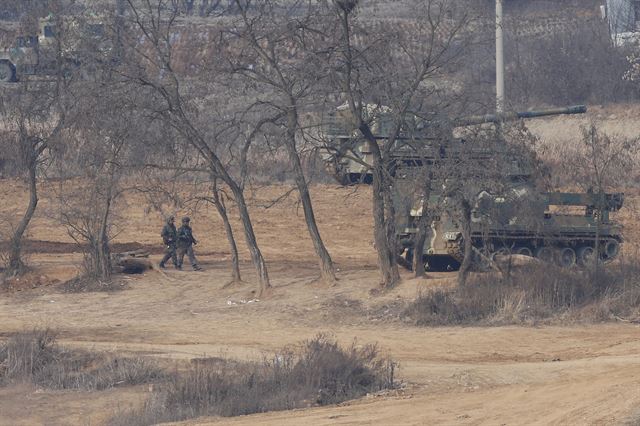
[115,0,126,61]
[496,0,505,113]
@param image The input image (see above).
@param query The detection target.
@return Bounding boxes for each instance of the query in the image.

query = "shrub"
[60,275,125,293]
[109,335,396,425]
[405,261,640,325]
[505,19,637,106]
[0,329,163,389]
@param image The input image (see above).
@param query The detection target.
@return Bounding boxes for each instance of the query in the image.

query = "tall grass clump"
[109,335,396,425]
[0,329,163,389]
[405,261,640,325]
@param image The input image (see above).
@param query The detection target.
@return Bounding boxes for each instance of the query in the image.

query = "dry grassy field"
[1,112,640,425]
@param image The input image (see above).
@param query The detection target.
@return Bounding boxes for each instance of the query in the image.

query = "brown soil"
[1,109,640,425]
[0,260,639,425]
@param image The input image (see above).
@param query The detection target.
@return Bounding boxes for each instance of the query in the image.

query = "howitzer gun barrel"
[455,105,587,127]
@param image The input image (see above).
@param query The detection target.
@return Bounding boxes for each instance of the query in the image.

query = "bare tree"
[227,0,337,284]
[136,143,245,283]
[328,0,473,288]
[560,123,639,268]
[209,176,242,283]
[121,0,274,295]
[53,79,140,280]
[55,139,124,280]
[0,82,64,275]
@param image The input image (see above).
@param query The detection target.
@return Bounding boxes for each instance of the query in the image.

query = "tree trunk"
[94,153,117,281]
[176,118,270,292]
[457,199,473,287]
[413,180,431,277]
[363,127,400,288]
[371,160,400,287]
[211,180,241,283]
[8,161,38,274]
[413,215,428,277]
[96,188,112,280]
[285,108,336,284]
[594,202,601,276]
[228,182,270,295]
[382,164,399,273]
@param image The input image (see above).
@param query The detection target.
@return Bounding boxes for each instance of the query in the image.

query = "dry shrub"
[109,335,396,425]
[624,409,640,426]
[0,329,163,389]
[505,19,636,106]
[405,261,640,325]
[60,275,126,293]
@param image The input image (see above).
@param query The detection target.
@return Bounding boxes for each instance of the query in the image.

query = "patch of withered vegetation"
[0,329,164,390]
[404,261,640,326]
[623,409,640,426]
[368,299,409,323]
[109,335,396,425]
[0,272,60,293]
[321,295,366,321]
[60,275,127,293]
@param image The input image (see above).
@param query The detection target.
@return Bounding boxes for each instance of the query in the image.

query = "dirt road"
[1,256,639,425]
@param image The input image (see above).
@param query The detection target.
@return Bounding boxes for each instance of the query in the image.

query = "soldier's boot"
[193,265,203,271]
[159,262,166,269]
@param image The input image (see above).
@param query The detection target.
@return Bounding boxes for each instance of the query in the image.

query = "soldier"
[177,216,202,271]
[159,215,179,269]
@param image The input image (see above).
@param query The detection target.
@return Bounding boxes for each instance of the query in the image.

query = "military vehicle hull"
[399,210,623,271]
[0,16,109,83]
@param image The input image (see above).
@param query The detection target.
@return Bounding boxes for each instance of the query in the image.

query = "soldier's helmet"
[182,216,190,223]
[167,215,175,223]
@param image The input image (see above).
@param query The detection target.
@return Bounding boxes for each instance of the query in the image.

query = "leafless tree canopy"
[1,0,635,290]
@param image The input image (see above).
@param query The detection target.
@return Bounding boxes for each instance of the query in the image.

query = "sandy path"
[1,259,639,425]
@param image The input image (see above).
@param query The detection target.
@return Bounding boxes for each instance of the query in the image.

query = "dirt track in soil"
[2,109,640,425]
[0,258,639,425]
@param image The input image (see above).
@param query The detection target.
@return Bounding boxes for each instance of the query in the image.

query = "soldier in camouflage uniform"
[159,215,179,269]
[177,217,202,271]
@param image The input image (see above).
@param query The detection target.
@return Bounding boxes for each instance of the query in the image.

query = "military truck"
[0,15,107,82]
[322,104,625,270]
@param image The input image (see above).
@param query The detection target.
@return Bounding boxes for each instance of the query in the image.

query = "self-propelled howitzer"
[321,104,624,269]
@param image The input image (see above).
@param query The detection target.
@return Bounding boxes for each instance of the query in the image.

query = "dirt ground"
[1,110,640,425]
[0,258,639,425]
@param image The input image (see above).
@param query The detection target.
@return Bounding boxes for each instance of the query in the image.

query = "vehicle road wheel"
[604,240,620,260]
[577,246,595,267]
[534,246,554,263]
[514,246,533,257]
[556,247,576,268]
[0,61,16,83]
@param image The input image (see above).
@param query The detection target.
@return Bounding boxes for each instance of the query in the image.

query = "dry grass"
[404,261,640,326]
[60,275,126,293]
[0,329,164,390]
[109,335,396,425]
